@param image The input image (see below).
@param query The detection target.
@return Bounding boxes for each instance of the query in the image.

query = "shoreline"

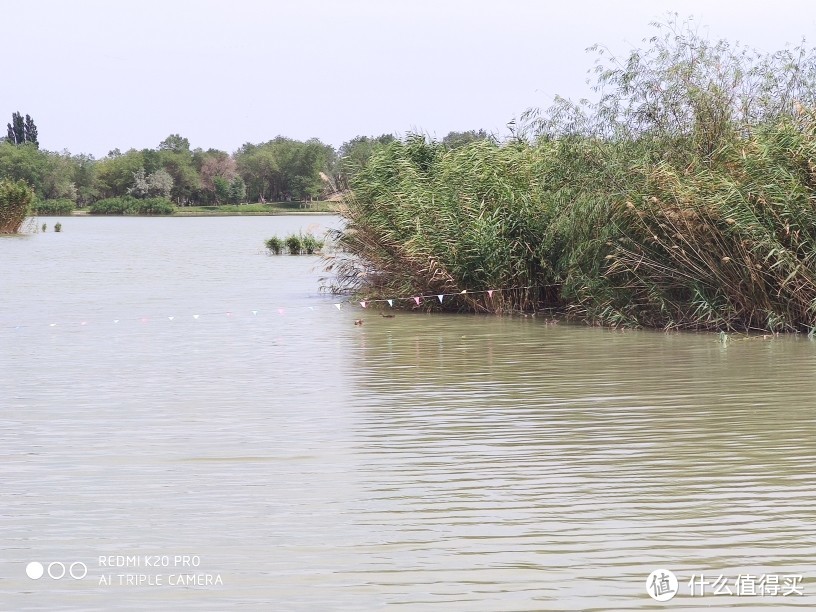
[64,210,337,217]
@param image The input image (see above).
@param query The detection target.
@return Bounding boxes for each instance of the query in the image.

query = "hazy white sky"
[2,0,814,157]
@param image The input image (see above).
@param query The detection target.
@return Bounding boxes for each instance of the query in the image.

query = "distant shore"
[62,202,340,217]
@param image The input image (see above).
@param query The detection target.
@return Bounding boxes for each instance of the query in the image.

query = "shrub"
[89,196,175,215]
[34,199,75,215]
[54,222,62,232]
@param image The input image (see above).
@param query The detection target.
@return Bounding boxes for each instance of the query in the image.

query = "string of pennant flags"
[1,285,541,332]
[343,285,538,310]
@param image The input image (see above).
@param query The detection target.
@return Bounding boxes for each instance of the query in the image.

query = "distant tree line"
[0,111,493,207]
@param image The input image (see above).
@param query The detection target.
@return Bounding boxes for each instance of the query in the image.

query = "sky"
[2,0,815,157]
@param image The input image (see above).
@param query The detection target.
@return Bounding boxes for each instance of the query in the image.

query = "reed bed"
[328,20,816,332]
[0,179,34,234]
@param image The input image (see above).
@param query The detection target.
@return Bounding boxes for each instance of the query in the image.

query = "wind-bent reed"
[0,179,34,234]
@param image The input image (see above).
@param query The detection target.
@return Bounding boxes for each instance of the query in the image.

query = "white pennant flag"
[387,299,393,307]
[360,301,367,308]
[193,314,200,319]
[335,304,342,310]
[168,316,175,320]
[437,294,444,303]
[252,310,258,315]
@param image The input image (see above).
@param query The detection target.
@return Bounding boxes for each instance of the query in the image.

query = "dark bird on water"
[381,313,396,318]
[354,319,364,326]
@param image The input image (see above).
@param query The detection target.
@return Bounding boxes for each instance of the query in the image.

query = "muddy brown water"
[2,216,815,610]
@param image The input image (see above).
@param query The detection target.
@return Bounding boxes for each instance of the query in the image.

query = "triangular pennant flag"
[488,290,494,298]
[113,320,119,324]
[413,296,421,305]
[335,304,342,310]
[360,301,367,308]
[460,289,467,294]
[193,314,200,319]
[437,294,444,303]
[308,306,314,311]
[387,299,393,307]
[168,316,175,320]
[251,310,258,315]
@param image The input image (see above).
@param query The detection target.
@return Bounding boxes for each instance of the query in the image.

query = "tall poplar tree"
[6,112,39,147]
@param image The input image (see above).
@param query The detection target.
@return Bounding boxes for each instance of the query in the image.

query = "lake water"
[1,216,815,610]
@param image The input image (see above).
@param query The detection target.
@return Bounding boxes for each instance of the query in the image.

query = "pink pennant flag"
[387,299,393,307]
[488,290,494,298]
[437,294,444,303]
[413,296,421,305]
[359,301,367,308]
[334,304,342,310]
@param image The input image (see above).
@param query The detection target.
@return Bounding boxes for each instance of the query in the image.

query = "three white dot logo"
[26,561,87,580]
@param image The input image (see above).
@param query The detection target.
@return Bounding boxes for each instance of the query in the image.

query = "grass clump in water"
[265,236,284,254]
[266,233,325,255]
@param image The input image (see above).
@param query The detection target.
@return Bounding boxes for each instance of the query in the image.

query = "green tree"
[228,176,246,203]
[336,134,395,185]
[213,176,231,204]
[94,149,145,198]
[158,134,190,153]
[41,150,78,201]
[442,129,494,149]
[6,112,39,147]
[0,141,49,193]
[157,135,198,204]
[24,115,38,147]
